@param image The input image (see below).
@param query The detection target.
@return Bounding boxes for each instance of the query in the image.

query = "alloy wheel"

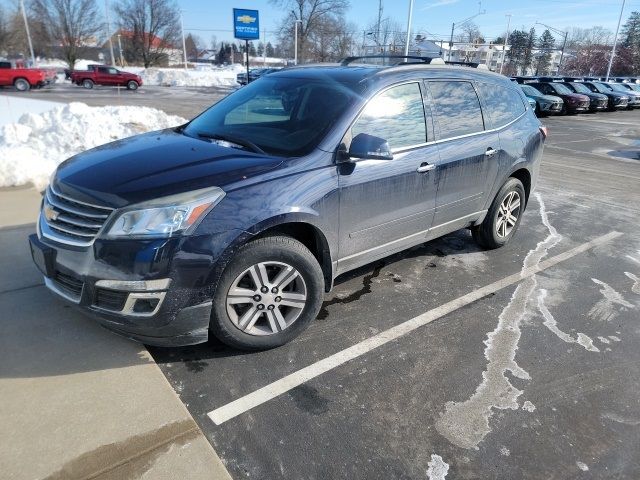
[226,261,307,336]
[496,191,521,238]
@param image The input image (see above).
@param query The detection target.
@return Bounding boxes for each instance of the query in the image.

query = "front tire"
[210,235,324,350]
[126,80,139,90]
[82,79,94,89]
[472,178,526,249]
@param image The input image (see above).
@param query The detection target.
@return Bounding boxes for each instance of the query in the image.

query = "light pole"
[19,0,36,67]
[447,7,486,62]
[535,22,568,75]
[117,34,124,66]
[606,0,626,81]
[294,19,302,65]
[180,10,188,69]
[404,0,415,56]
[104,0,116,66]
[499,13,511,75]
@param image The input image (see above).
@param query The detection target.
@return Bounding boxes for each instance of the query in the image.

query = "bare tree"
[306,15,356,61]
[31,0,102,69]
[455,22,484,44]
[364,17,405,54]
[0,5,10,52]
[271,0,349,62]
[114,0,180,67]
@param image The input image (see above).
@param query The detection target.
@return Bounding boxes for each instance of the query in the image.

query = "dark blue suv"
[29,56,545,349]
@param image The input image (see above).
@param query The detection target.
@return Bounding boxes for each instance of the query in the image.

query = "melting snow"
[435,193,561,449]
[588,278,633,322]
[537,289,599,352]
[624,272,640,294]
[576,461,589,471]
[522,401,536,412]
[426,454,449,480]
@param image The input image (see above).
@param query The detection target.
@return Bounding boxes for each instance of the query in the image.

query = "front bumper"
[540,102,563,114]
[29,220,242,346]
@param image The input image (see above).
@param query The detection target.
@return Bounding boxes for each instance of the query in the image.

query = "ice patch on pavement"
[608,335,621,342]
[625,251,640,266]
[500,446,510,456]
[0,102,186,188]
[624,272,640,294]
[588,278,633,322]
[537,289,599,352]
[522,400,536,412]
[435,193,561,450]
[597,336,610,344]
[576,461,589,471]
[426,454,449,480]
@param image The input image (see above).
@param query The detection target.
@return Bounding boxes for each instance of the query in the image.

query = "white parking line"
[207,231,622,425]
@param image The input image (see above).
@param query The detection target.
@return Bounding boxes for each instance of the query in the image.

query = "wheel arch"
[509,167,531,206]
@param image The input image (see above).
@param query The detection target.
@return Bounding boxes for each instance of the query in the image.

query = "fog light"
[132,298,160,314]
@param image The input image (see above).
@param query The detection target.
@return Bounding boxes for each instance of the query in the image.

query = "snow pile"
[139,65,245,87]
[36,58,97,70]
[0,102,186,188]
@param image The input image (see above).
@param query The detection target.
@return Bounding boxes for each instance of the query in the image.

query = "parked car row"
[513,76,640,116]
[236,67,282,85]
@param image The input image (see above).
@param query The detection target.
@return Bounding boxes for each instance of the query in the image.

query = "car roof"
[268,63,512,88]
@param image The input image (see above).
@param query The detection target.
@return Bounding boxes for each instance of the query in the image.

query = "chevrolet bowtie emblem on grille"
[237,14,256,24]
[44,205,60,222]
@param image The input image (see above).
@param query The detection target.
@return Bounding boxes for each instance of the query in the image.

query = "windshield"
[521,85,542,96]
[183,76,358,157]
[608,83,629,92]
[567,82,590,94]
[551,83,572,95]
[593,82,613,93]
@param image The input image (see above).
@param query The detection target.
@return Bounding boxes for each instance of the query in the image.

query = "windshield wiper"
[197,132,266,155]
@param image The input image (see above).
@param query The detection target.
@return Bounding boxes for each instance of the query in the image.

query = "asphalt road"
[146,110,640,479]
[0,82,236,119]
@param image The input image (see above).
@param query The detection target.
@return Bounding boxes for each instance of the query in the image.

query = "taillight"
[539,125,548,139]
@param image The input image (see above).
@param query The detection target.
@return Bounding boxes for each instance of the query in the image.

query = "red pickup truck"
[0,61,47,91]
[70,65,143,90]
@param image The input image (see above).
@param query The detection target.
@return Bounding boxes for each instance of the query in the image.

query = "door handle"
[417,163,436,173]
[485,148,497,157]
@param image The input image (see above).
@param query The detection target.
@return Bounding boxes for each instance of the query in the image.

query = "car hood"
[539,94,562,102]
[563,93,590,102]
[54,129,284,208]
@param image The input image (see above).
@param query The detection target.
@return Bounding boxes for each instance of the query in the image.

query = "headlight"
[106,186,225,238]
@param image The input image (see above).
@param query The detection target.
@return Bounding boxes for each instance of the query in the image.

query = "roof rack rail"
[339,55,436,66]
[444,61,488,70]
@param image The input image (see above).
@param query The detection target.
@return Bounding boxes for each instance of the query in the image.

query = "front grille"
[579,101,589,108]
[42,186,114,246]
[53,270,83,297]
[94,288,128,312]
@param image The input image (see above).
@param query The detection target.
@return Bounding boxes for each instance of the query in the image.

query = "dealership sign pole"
[233,8,260,84]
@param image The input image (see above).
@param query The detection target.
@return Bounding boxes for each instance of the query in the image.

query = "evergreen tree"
[257,41,264,56]
[523,28,537,74]
[266,42,275,57]
[535,29,556,75]
[621,11,640,73]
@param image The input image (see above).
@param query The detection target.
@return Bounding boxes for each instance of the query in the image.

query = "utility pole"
[606,0,626,81]
[404,0,414,56]
[117,34,124,66]
[294,20,302,64]
[180,10,188,69]
[448,6,486,62]
[19,0,36,67]
[263,28,267,66]
[376,0,383,46]
[104,0,116,66]
[499,14,511,74]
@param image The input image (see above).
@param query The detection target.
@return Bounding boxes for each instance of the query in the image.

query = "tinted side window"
[98,67,109,74]
[352,82,427,150]
[477,83,526,128]
[429,81,484,140]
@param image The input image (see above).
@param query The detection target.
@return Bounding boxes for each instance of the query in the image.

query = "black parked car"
[578,81,629,110]
[560,81,608,111]
[30,56,546,349]
[604,82,640,108]
[528,81,590,114]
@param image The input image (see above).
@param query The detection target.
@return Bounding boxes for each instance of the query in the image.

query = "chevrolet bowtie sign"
[233,8,260,40]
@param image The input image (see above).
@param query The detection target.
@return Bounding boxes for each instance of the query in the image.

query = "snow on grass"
[136,64,245,87]
[0,101,186,189]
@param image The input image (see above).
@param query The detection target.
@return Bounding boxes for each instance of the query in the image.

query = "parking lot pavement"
[148,110,640,479]
[0,189,231,479]
[0,82,235,119]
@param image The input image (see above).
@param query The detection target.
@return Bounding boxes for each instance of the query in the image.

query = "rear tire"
[210,235,324,350]
[82,79,94,89]
[14,78,30,91]
[126,80,139,90]
[472,178,526,250]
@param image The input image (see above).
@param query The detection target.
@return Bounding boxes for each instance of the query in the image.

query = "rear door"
[425,79,499,230]
[337,81,439,273]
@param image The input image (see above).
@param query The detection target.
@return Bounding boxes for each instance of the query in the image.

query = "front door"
[337,81,439,274]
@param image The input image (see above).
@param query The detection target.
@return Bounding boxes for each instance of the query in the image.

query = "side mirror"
[348,133,393,161]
